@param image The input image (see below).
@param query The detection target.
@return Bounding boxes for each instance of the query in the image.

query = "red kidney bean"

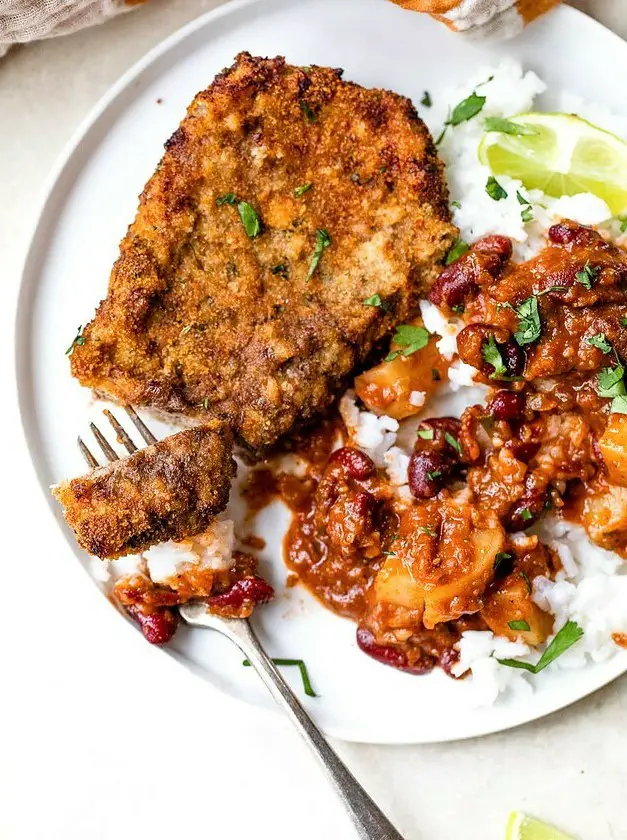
[408,450,453,499]
[127,605,178,645]
[329,446,375,479]
[548,221,599,247]
[356,627,435,675]
[489,390,525,421]
[506,495,546,531]
[429,235,512,308]
[207,576,275,612]
[416,417,463,460]
[506,440,540,463]
[501,340,525,377]
[439,647,460,679]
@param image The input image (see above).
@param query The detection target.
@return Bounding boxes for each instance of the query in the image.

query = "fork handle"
[223,618,406,840]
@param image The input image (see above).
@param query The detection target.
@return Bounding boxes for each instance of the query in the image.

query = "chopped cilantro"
[237,201,262,238]
[216,193,237,206]
[243,657,317,697]
[508,620,531,632]
[484,116,538,136]
[574,261,600,290]
[619,216,627,233]
[271,264,288,276]
[417,428,435,440]
[494,552,513,572]
[294,183,312,197]
[421,91,432,107]
[481,334,507,379]
[65,325,85,355]
[498,621,584,673]
[486,176,507,201]
[389,324,430,358]
[520,508,533,521]
[419,526,438,537]
[300,100,316,122]
[587,333,612,354]
[436,91,486,144]
[432,368,441,381]
[444,432,462,454]
[451,304,465,314]
[520,570,532,594]
[426,470,442,481]
[363,293,389,312]
[597,363,626,398]
[451,200,462,209]
[445,237,470,265]
[306,229,331,281]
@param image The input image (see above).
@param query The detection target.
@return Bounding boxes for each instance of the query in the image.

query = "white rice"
[340,60,627,705]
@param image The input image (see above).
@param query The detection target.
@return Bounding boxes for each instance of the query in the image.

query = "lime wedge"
[506,812,576,840]
[479,112,627,214]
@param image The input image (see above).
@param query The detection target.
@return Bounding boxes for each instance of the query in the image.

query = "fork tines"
[78,406,158,469]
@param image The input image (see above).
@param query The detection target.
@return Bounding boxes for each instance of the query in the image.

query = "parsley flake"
[65,325,85,355]
[421,91,432,108]
[575,261,600,290]
[300,100,316,122]
[520,508,533,522]
[486,176,508,201]
[508,620,531,632]
[271,264,288,276]
[237,201,262,238]
[417,428,435,440]
[432,368,441,381]
[294,183,312,197]
[445,237,470,265]
[306,229,331,282]
[520,570,532,594]
[216,193,237,206]
[426,469,442,481]
[484,116,538,136]
[619,217,627,233]
[498,621,584,673]
[243,657,317,697]
[494,552,513,572]
[419,526,438,537]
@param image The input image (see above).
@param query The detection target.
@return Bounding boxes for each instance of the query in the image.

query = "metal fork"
[79,408,406,840]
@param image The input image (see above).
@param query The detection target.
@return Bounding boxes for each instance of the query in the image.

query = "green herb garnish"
[575,261,600,290]
[444,432,462,454]
[421,91,432,108]
[486,176,507,201]
[498,621,584,673]
[300,100,316,122]
[481,334,507,379]
[271,264,288,276]
[494,551,513,571]
[508,619,531,632]
[419,526,438,537]
[587,333,612,353]
[621,317,627,327]
[426,470,442,481]
[597,363,626,398]
[294,183,312,197]
[520,570,532,594]
[363,293,389,311]
[451,200,462,209]
[432,368,441,381]
[243,657,317,697]
[237,201,262,238]
[619,217,627,233]
[388,324,430,359]
[417,428,435,440]
[436,91,486,144]
[216,193,237,205]
[306,229,331,281]
[520,508,533,521]
[445,237,470,265]
[484,116,538,136]
[65,325,85,355]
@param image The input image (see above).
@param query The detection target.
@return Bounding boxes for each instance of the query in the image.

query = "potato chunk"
[354,319,449,420]
[598,415,627,487]
[583,484,627,551]
[373,498,505,628]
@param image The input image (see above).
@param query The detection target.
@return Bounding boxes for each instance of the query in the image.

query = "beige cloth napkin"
[0,0,137,56]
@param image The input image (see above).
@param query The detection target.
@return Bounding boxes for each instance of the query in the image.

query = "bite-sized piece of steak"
[70,52,455,455]
[52,422,235,558]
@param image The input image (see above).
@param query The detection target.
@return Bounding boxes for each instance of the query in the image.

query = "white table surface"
[2,2,626,838]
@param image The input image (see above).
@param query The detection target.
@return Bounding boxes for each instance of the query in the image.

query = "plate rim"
[12,0,627,744]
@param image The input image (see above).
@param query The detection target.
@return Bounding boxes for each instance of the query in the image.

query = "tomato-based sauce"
[244,222,627,677]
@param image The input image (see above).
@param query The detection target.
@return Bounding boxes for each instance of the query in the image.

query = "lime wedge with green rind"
[506,811,576,840]
[479,112,627,214]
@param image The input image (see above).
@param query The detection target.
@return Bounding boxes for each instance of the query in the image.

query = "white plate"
[15,0,627,744]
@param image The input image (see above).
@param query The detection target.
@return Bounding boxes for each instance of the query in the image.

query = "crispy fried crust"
[52,422,235,559]
[71,52,455,454]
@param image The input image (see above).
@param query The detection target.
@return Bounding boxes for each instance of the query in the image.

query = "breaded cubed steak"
[70,52,455,454]
[52,422,235,559]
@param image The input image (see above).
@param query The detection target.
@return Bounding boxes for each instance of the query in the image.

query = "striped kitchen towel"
[387,0,561,39]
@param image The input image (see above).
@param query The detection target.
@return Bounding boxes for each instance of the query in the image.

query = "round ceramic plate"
[15,0,627,743]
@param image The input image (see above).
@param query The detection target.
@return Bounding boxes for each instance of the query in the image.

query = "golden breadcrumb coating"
[71,52,455,455]
[52,422,235,559]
